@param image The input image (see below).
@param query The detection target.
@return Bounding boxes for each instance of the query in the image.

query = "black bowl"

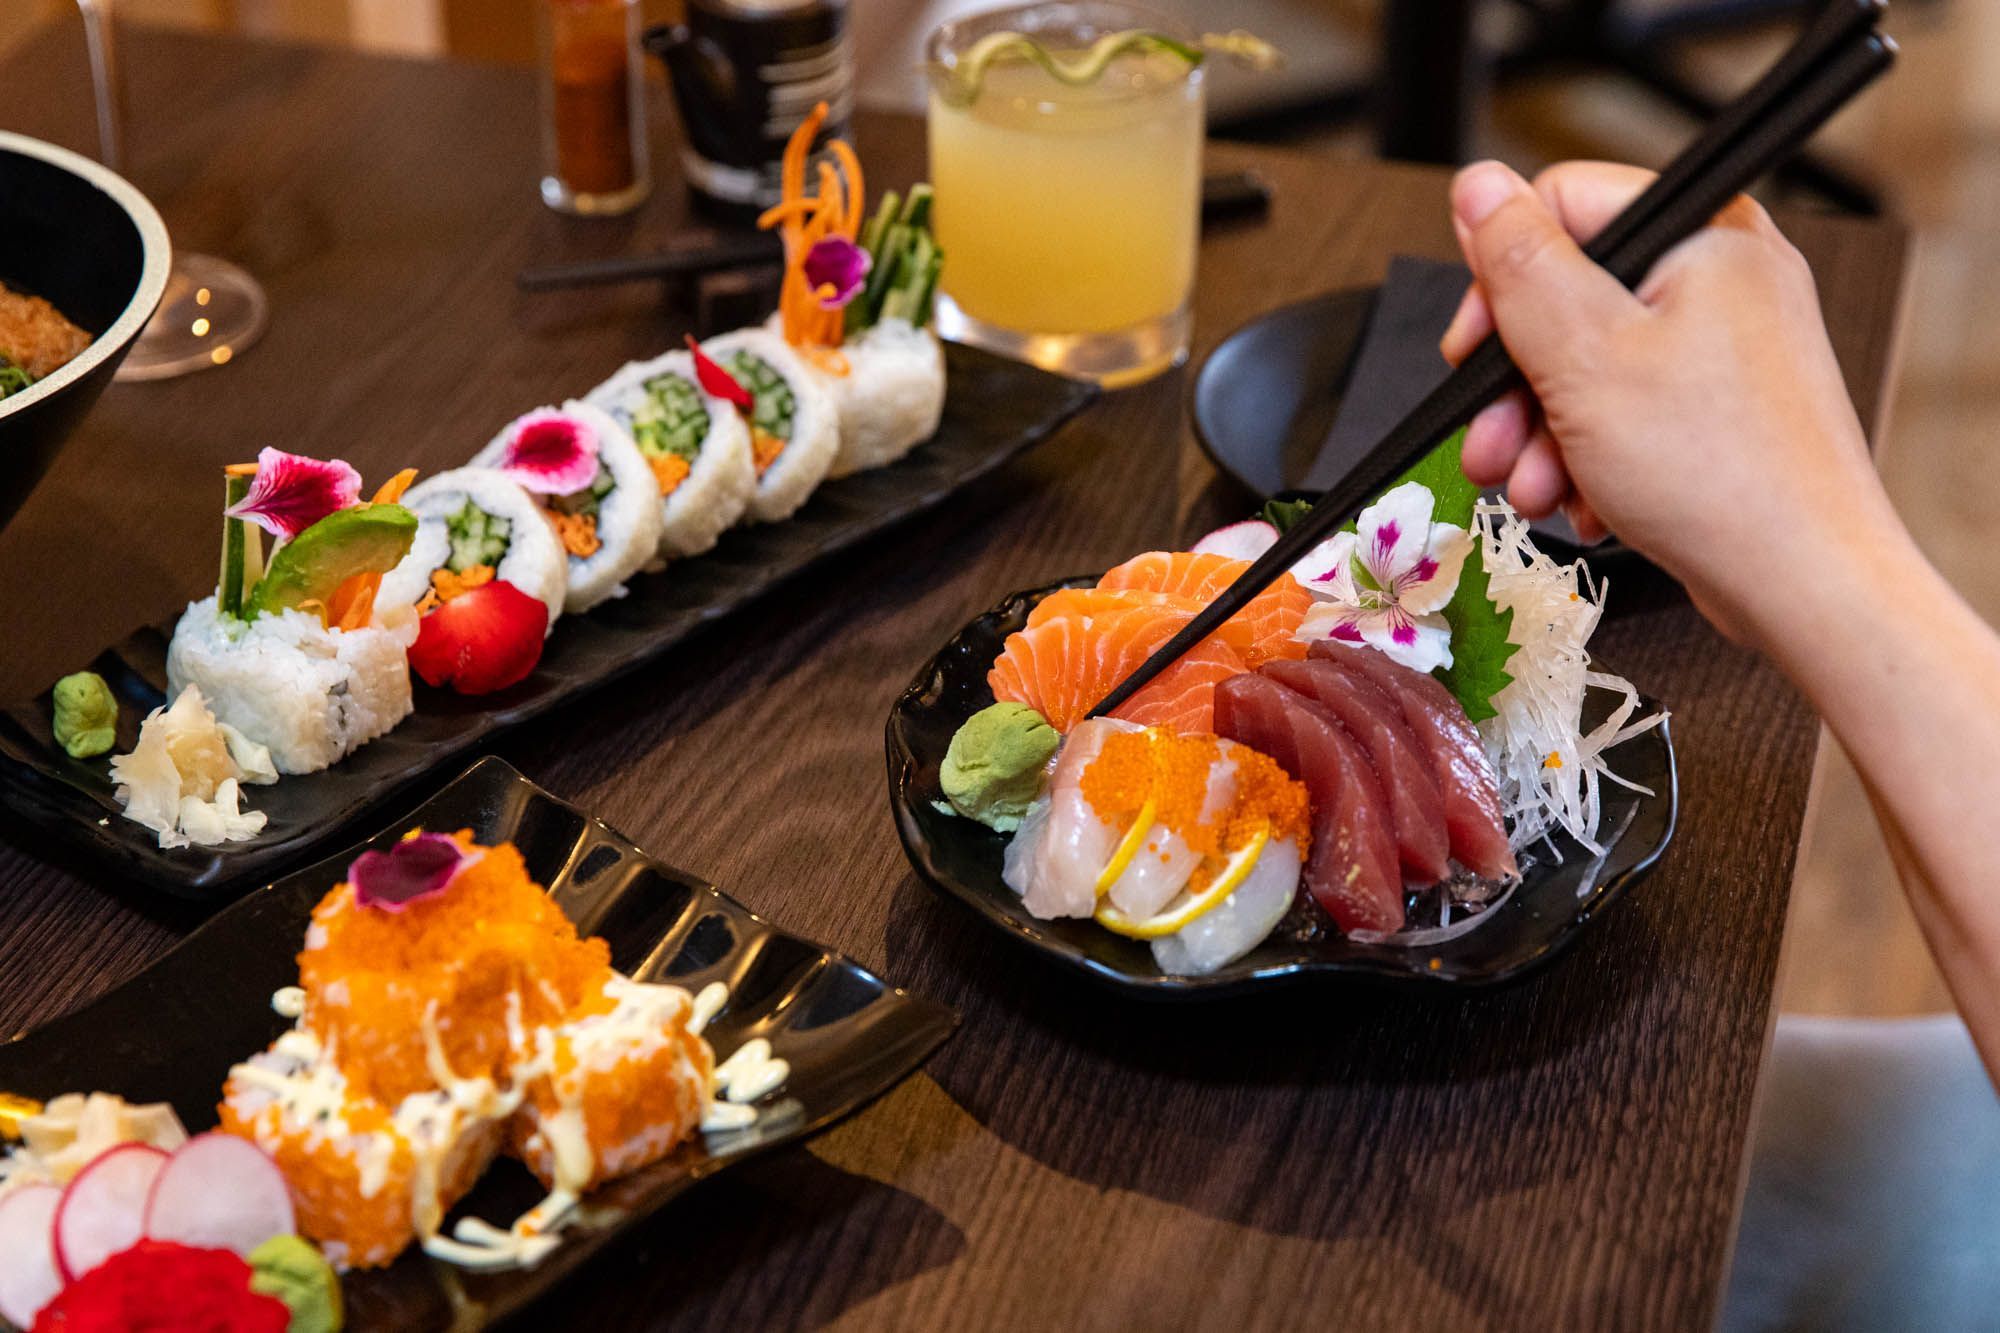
[0,132,170,532]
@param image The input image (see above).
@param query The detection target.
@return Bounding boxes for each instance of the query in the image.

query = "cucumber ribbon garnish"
[937,28,1280,107]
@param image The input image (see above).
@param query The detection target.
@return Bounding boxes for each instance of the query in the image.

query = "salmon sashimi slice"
[1098,551,1311,664]
[1214,672,1404,933]
[1025,587,1275,666]
[990,601,1248,734]
[1309,641,1518,881]
[1259,659,1452,884]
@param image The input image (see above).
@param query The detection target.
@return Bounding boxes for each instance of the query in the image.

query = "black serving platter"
[0,342,1095,900]
[886,580,1678,997]
[0,756,956,1331]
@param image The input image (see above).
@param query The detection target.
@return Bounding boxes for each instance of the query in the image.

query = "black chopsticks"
[1088,0,1895,721]
[516,172,1274,294]
[516,233,784,292]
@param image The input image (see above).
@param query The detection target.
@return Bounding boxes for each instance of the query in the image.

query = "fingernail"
[1452,162,1522,228]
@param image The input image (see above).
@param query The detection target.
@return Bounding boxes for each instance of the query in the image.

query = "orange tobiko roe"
[299,833,612,1105]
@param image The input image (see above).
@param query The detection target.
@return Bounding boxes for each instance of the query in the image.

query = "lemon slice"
[1094,796,1157,897]
[1095,822,1270,939]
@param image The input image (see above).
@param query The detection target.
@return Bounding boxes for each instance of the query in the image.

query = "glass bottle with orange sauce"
[538,0,652,214]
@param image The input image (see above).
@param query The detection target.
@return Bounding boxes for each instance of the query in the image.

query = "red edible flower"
[222,448,362,541]
[32,1240,288,1333]
[684,335,754,413]
[350,831,471,911]
[408,578,548,695]
[802,236,871,309]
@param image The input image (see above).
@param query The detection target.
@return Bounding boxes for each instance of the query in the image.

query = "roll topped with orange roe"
[297,833,610,1106]
[221,830,722,1271]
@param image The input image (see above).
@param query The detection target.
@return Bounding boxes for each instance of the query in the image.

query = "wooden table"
[0,18,1908,1331]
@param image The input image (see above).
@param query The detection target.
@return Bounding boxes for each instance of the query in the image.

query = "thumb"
[1451,162,1640,379]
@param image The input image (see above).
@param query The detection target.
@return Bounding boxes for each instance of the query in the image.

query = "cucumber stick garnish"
[938,27,1278,107]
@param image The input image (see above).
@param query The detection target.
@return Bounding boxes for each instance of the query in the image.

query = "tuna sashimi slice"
[1214,673,1404,933]
[1259,658,1452,884]
[1310,641,1518,881]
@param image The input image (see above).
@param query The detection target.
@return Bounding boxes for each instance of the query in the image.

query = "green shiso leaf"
[1260,497,1315,533]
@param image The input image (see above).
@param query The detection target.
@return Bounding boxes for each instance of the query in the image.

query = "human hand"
[1439,159,1901,646]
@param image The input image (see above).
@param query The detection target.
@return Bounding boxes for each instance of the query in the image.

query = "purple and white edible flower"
[349,831,476,912]
[1293,481,1472,674]
[223,448,362,540]
[497,409,601,495]
[803,236,871,309]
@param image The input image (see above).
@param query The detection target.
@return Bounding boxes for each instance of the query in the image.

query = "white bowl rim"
[0,130,173,421]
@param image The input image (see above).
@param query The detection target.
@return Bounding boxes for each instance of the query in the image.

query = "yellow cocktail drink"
[926,6,1206,386]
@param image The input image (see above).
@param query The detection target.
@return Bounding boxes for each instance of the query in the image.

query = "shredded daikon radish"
[1474,500,1663,859]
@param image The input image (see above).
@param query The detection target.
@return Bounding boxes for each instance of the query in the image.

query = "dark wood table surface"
[0,18,1909,1332]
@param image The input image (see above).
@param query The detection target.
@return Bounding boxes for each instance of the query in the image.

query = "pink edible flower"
[803,235,871,309]
[497,408,601,495]
[223,448,362,540]
[349,831,473,912]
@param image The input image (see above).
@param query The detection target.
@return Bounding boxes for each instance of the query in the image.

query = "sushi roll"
[509,974,713,1195]
[219,1034,508,1269]
[168,601,417,777]
[379,467,568,634]
[165,454,424,777]
[771,314,945,478]
[468,402,663,613]
[1002,719,1312,975]
[701,327,840,524]
[585,351,755,559]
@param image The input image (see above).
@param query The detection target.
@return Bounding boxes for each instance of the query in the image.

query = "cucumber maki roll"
[586,351,756,559]
[469,402,663,613]
[379,468,568,635]
[701,327,840,524]
[773,314,946,478]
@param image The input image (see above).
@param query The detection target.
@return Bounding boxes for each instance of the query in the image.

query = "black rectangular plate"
[0,756,957,1330]
[0,342,1096,900]
[886,580,1678,997]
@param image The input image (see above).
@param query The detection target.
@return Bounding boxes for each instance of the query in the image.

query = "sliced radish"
[53,1142,167,1281]
[1191,519,1279,562]
[0,1184,64,1328]
[144,1133,294,1257]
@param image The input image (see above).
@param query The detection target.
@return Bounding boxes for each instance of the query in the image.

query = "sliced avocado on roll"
[247,503,418,618]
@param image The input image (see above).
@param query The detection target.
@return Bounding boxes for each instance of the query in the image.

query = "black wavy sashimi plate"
[0,756,956,1331]
[886,580,1678,997]
[0,342,1096,901]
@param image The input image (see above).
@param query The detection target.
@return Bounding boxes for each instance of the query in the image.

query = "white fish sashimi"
[1151,835,1304,976]
[1001,718,1139,919]
[1103,752,1237,920]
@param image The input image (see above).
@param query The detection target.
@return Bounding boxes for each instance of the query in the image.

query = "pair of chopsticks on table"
[515,172,1273,293]
[1090,0,1896,720]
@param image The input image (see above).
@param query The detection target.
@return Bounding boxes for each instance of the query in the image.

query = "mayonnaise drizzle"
[713,1039,789,1105]
[236,974,795,1273]
[688,981,728,1036]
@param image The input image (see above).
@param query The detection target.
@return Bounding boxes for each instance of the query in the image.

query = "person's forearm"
[1756,515,2000,1067]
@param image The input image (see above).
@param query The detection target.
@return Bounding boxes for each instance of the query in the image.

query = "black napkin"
[1303,254,1469,492]
[1305,254,1586,546]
